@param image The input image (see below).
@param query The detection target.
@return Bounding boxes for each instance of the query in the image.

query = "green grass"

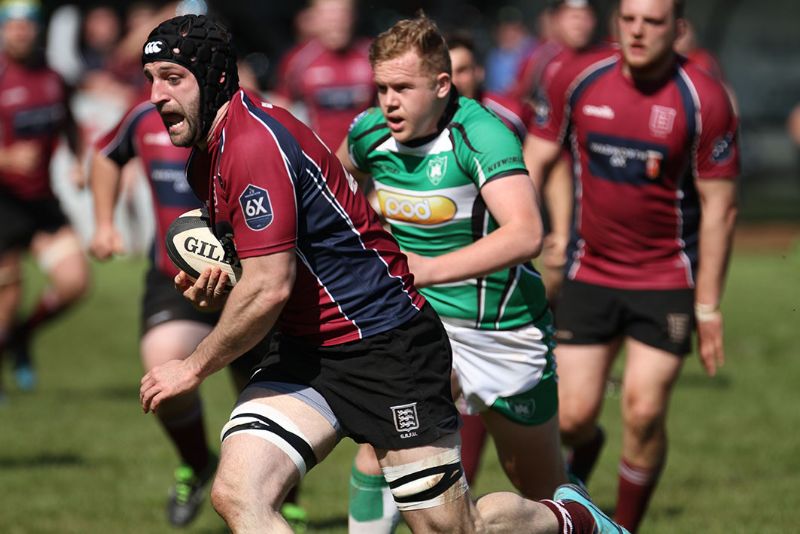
[1,247,798,533]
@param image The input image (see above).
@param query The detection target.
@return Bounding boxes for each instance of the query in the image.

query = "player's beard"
[164,98,201,147]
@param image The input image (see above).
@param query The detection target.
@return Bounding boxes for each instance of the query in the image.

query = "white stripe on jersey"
[676,66,704,288]
[99,100,154,158]
[374,129,452,156]
[239,93,363,336]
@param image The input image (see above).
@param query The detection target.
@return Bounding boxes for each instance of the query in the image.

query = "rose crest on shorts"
[391,402,420,438]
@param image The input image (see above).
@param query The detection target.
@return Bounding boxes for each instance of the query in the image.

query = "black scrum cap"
[142,14,239,140]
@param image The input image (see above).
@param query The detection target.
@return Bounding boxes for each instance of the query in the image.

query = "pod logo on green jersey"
[377,190,456,224]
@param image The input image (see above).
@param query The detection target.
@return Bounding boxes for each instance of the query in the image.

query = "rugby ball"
[165,208,242,286]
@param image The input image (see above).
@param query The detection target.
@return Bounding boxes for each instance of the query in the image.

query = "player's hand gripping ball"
[165,208,241,286]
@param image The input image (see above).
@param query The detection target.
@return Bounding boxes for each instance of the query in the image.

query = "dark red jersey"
[96,101,195,278]
[187,89,425,346]
[0,56,70,199]
[507,40,564,102]
[274,38,375,151]
[479,90,532,142]
[532,53,740,290]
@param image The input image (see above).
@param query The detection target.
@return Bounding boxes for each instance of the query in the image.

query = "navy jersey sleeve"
[95,102,153,166]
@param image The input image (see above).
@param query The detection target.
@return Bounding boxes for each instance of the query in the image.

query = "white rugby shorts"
[441,318,552,414]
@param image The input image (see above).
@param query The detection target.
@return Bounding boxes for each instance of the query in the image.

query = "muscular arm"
[141,250,296,412]
[408,173,543,287]
[694,178,737,376]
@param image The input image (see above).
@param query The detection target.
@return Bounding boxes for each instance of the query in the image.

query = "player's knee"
[622,397,666,441]
[51,264,91,303]
[354,443,382,475]
[210,474,243,523]
[154,391,201,423]
[559,408,597,444]
[383,448,468,519]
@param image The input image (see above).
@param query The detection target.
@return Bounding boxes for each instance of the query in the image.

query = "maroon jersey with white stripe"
[187,89,424,346]
[0,56,70,199]
[532,53,739,290]
[274,38,375,150]
[479,90,532,142]
[96,101,195,278]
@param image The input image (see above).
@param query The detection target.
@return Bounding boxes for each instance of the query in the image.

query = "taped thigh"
[220,400,318,477]
[382,448,468,511]
[35,232,82,273]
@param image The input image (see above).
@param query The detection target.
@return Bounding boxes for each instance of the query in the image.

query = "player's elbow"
[526,230,544,260]
[511,223,544,262]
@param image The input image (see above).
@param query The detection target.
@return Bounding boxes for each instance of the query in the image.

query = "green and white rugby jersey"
[347,95,549,330]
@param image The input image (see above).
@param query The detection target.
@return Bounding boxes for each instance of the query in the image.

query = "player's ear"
[674,16,687,43]
[434,72,451,99]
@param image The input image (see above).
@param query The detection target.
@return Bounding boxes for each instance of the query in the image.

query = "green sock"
[348,464,399,533]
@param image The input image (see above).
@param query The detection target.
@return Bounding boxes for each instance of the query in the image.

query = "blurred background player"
[271,0,375,150]
[445,31,533,487]
[0,0,89,396]
[338,14,572,533]
[514,0,610,305]
[448,33,531,143]
[525,0,739,530]
[509,0,599,101]
[89,88,266,527]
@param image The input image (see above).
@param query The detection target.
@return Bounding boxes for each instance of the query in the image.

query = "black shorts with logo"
[555,279,695,356]
[0,191,69,253]
[249,303,460,450]
[141,267,263,377]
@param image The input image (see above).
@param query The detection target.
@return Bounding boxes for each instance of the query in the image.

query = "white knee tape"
[37,233,82,273]
[382,448,468,511]
[220,401,317,477]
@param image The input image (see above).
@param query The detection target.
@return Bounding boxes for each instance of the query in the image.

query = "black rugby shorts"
[249,303,460,450]
[0,191,69,253]
[555,279,694,356]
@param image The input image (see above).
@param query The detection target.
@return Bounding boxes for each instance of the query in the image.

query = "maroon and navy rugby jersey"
[96,101,195,278]
[479,90,532,142]
[274,38,375,151]
[187,89,424,346]
[532,52,739,290]
[0,56,70,200]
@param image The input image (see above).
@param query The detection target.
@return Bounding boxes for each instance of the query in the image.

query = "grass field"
[0,235,798,533]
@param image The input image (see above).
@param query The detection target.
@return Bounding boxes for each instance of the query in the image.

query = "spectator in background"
[0,0,89,395]
[271,0,375,150]
[79,5,121,72]
[484,6,538,94]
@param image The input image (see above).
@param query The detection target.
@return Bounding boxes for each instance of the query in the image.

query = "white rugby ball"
[165,208,242,286]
